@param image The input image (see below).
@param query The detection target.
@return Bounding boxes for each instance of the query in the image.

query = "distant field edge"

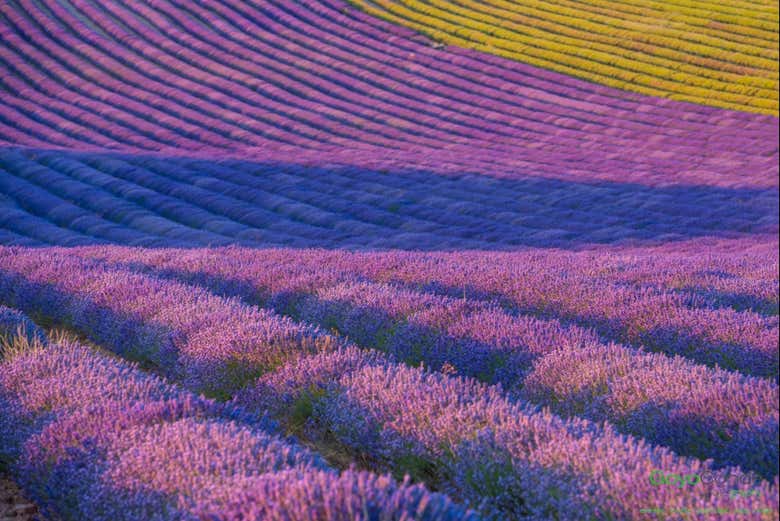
[347,0,780,116]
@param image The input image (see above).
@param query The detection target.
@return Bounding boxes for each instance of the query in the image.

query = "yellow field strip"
[350,0,780,115]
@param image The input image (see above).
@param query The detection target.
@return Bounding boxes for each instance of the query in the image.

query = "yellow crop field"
[348,0,779,115]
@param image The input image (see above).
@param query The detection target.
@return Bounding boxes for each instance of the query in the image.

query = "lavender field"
[0,0,778,520]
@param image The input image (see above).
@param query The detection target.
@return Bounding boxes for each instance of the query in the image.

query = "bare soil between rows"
[0,475,38,521]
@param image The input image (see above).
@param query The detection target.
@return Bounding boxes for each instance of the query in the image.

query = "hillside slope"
[0,0,777,248]
[0,2,779,520]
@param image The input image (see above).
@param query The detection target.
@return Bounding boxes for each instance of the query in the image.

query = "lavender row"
[236,347,780,520]
[587,246,779,316]
[0,249,345,399]
[45,0,780,145]
[2,256,774,519]
[0,1,776,190]
[292,244,778,377]
[94,0,524,149]
[117,150,776,247]
[0,150,259,248]
[296,280,779,480]
[0,316,474,520]
[0,159,199,247]
[345,239,780,308]
[2,145,776,251]
[22,246,779,478]
[0,0,750,151]
[135,0,704,152]
[71,243,778,379]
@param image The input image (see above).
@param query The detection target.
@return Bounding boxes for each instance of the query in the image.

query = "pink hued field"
[0,1,777,520]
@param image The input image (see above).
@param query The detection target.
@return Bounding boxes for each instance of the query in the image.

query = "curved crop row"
[0,1,776,520]
[0,314,472,521]
[1,146,777,250]
[0,254,777,519]
[1,247,777,480]
[237,347,779,520]
[346,0,779,114]
[345,245,780,376]
[0,252,344,399]
[71,242,779,379]
[0,0,776,194]
[63,245,779,478]
[1,0,776,250]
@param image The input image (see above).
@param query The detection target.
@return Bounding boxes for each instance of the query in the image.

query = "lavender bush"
[0,323,476,520]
